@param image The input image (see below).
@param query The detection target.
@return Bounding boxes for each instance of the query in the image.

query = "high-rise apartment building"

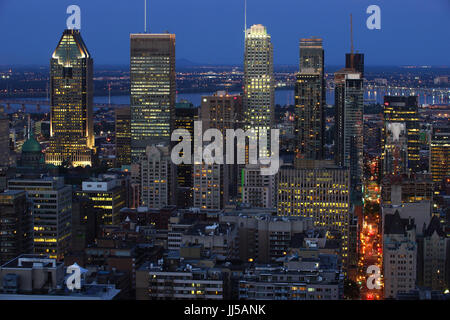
[46,29,94,167]
[8,177,72,260]
[422,216,448,291]
[241,164,276,208]
[139,145,172,209]
[193,164,228,210]
[243,24,274,155]
[201,91,243,199]
[382,96,421,174]
[130,33,175,160]
[383,211,417,299]
[334,69,364,190]
[220,211,314,263]
[295,38,325,160]
[201,91,243,132]
[115,106,131,167]
[0,191,33,264]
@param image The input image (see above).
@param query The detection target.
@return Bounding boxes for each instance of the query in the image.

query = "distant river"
[1,88,442,113]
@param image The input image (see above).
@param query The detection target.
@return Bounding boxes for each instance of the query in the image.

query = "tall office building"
[115,106,131,167]
[0,191,33,264]
[175,101,198,208]
[130,33,176,160]
[334,69,364,190]
[382,122,409,176]
[429,125,449,184]
[295,38,325,160]
[0,106,10,168]
[201,91,243,199]
[277,162,351,269]
[46,29,94,167]
[8,177,72,260]
[382,96,421,174]
[243,24,274,156]
[75,177,126,227]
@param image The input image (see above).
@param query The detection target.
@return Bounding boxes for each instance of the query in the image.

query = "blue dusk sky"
[0,0,449,66]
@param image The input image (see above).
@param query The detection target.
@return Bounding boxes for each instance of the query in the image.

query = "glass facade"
[382,96,421,174]
[46,29,94,167]
[295,38,325,160]
[130,34,175,161]
[243,25,274,156]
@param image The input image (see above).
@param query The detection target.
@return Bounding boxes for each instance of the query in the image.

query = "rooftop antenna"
[244,0,247,38]
[144,0,148,33]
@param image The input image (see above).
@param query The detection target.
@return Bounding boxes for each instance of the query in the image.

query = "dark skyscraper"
[345,53,364,78]
[382,96,421,174]
[295,38,325,160]
[334,69,364,190]
[130,33,176,161]
[115,106,131,167]
[174,101,198,208]
[0,190,33,264]
[0,106,10,168]
[46,29,94,167]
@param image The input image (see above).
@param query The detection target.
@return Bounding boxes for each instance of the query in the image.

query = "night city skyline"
[0,0,449,309]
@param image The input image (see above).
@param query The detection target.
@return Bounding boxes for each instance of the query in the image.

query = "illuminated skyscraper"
[429,125,450,184]
[334,69,364,190]
[243,24,274,155]
[382,96,421,174]
[130,33,175,161]
[295,38,325,160]
[46,29,94,167]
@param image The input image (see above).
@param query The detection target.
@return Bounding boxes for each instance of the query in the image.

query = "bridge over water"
[0,99,128,112]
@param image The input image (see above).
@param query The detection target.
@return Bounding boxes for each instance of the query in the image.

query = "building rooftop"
[1,254,62,269]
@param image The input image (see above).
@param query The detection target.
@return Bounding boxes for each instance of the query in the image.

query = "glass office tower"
[46,29,94,167]
[243,24,274,156]
[130,33,176,161]
[295,38,325,160]
[382,96,421,174]
[334,69,364,190]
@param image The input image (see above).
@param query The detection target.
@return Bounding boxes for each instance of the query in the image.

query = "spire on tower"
[244,0,247,38]
[144,0,148,33]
